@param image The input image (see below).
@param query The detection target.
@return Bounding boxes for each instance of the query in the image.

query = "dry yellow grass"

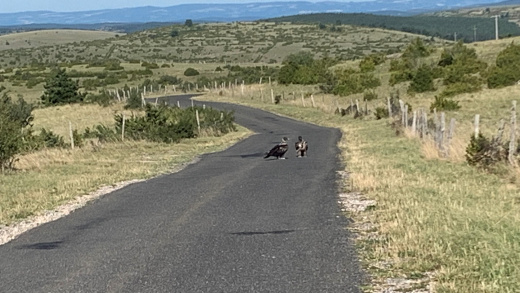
[0,30,121,51]
[32,103,139,142]
[200,73,520,292]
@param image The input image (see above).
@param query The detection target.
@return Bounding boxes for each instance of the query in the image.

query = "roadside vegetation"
[2,14,520,292]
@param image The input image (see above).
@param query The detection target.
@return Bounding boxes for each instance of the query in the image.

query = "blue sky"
[2,0,371,13]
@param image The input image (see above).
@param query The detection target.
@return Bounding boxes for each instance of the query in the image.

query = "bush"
[41,68,84,106]
[408,64,435,93]
[374,107,389,120]
[430,96,461,112]
[363,90,378,101]
[37,128,66,148]
[440,78,481,97]
[184,68,200,76]
[0,93,35,171]
[0,116,22,172]
[486,43,520,88]
[125,87,144,109]
[115,104,236,143]
[465,133,505,170]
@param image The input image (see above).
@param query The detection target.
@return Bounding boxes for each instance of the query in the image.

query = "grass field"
[0,29,121,50]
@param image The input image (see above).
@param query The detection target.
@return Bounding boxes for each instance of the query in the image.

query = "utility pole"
[474,25,477,42]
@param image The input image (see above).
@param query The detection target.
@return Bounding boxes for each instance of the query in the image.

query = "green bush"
[35,128,66,148]
[86,90,113,107]
[332,69,381,96]
[184,67,200,76]
[408,64,435,93]
[440,78,481,98]
[41,68,84,106]
[363,90,378,101]
[465,133,505,170]
[125,87,144,109]
[374,107,389,120]
[0,116,22,172]
[429,96,461,112]
[113,104,236,144]
[486,43,520,88]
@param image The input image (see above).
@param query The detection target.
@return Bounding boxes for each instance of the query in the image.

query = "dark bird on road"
[264,137,289,159]
[295,136,309,157]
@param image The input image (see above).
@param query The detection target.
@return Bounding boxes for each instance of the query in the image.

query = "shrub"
[408,64,435,93]
[125,87,144,109]
[486,43,520,88]
[37,128,66,148]
[41,68,84,106]
[0,93,36,171]
[440,78,481,97]
[429,96,461,112]
[374,107,389,120]
[363,90,378,101]
[465,133,505,170]
[114,104,236,143]
[0,116,22,172]
[86,90,113,107]
[184,67,200,76]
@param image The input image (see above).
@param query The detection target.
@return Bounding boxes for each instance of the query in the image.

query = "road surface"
[0,95,364,292]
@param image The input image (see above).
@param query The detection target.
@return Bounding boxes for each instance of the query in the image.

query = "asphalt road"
[0,95,364,292]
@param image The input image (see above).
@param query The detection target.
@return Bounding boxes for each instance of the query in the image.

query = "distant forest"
[265,13,520,42]
[0,22,179,35]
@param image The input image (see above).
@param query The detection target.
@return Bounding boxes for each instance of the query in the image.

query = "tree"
[185,19,193,27]
[0,93,34,172]
[170,30,179,37]
[409,64,435,93]
[41,68,84,106]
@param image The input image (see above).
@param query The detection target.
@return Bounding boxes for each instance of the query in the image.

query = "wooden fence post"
[311,94,316,108]
[439,112,446,156]
[399,100,405,125]
[195,109,201,134]
[271,89,275,104]
[69,121,74,149]
[387,97,392,117]
[474,114,480,139]
[404,105,408,128]
[509,101,517,165]
[446,118,456,157]
[121,114,126,142]
[412,111,417,135]
[421,112,427,138]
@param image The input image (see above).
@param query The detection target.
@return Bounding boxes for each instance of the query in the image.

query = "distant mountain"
[0,0,509,26]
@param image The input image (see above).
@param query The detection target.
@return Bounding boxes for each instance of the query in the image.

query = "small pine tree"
[41,68,84,106]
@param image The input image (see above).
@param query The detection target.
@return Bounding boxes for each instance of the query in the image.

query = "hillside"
[265,12,520,42]
[0,29,121,50]
[0,22,437,67]
[429,2,520,26]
